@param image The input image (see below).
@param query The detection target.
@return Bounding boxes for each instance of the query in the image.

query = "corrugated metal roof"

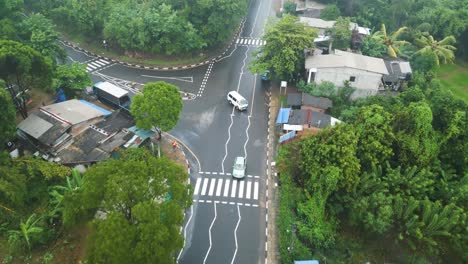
[305,50,389,75]
[94,81,129,98]
[302,94,332,109]
[40,99,107,125]
[17,114,53,139]
[276,108,291,124]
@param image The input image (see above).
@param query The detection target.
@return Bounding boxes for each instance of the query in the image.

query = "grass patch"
[436,61,468,103]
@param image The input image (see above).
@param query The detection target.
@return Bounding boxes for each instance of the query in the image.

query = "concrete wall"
[312,67,383,98]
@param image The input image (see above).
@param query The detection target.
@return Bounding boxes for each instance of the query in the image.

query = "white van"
[227,91,248,111]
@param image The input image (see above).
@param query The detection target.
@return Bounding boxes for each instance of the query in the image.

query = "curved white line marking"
[221,114,235,173]
[230,205,242,264]
[203,202,218,264]
[177,205,194,262]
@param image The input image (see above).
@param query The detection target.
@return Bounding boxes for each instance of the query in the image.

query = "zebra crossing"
[236,38,266,47]
[193,177,260,203]
[85,58,113,72]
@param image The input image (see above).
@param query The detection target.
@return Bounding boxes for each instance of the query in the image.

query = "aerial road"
[63,0,275,263]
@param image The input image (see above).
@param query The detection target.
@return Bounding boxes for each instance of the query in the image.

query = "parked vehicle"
[227,90,248,111]
[93,81,131,110]
[232,156,246,179]
[260,70,270,81]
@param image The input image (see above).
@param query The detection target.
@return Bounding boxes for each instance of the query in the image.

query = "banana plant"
[8,213,44,250]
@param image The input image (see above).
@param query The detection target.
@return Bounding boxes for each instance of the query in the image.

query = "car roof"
[235,156,245,163]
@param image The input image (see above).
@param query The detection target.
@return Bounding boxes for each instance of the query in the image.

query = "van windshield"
[239,98,248,105]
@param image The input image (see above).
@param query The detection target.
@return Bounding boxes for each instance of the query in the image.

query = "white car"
[227,91,248,111]
[232,156,246,179]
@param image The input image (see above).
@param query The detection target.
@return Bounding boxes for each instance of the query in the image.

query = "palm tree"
[8,213,44,250]
[414,34,457,65]
[372,24,410,58]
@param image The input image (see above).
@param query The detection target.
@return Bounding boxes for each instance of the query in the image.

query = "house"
[17,99,111,154]
[383,60,412,90]
[17,99,154,165]
[299,17,371,45]
[276,107,341,142]
[287,92,332,113]
[305,50,389,99]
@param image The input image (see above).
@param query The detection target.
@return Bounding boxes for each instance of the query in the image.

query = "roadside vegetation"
[267,0,468,263]
[23,0,249,64]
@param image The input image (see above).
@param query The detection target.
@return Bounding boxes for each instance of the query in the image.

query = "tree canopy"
[0,40,53,118]
[0,82,16,146]
[277,78,468,262]
[130,82,183,133]
[65,148,192,263]
[250,15,317,81]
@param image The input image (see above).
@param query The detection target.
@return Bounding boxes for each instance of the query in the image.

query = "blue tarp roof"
[276,108,291,124]
[79,100,112,116]
[279,130,296,143]
[294,261,319,264]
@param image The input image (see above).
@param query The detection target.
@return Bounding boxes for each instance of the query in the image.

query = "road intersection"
[63,0,275,263]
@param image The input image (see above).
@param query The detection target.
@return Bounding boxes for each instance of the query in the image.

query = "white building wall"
[311,67,383,99]
[314,67,382,90]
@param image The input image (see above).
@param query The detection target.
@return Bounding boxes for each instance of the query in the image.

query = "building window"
[350,76,356,82]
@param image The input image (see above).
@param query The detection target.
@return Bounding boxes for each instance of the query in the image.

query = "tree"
[20,13,66,62]
[327,17,352,50]
[282,1,297,16]
[53,62,91,96]
[361,36,387,57]
[103,3,204,55]
[130,82,182,138]
[250,15,317,81]
[320,4,341,20]
[72,148,191,263]
[371,24,409,58]
[414,34,457,65]
[0,81,16,146]
[188,0,248,48]
[0,40,53,118]
[354,105,395,171]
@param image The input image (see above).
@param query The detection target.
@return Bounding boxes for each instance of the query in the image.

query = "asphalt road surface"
[64,0,275,263]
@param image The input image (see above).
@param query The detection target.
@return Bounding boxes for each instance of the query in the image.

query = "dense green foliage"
[0,82,16,146]
[0,40,53,118]
[278,79,468,262]
[250,15,317,81]
[53,62,92,97]
[131,81,183,134]
[326,17,352,50]
[62,148,192,263]
[319,0,468,59]
[26,0,248,55]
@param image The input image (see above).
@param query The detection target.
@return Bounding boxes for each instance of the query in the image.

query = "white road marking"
[238,181,245,198]
[194,178,202,195]
[254,182,259,200]
[201,178,209,195]
[246,181,252,199]
[203,203,217,264]
[97,59,109,65]
[223,179,230,197]
[236,38,240,44]
[230,205,241,264]
[231,180,237,198]
[208,178,216,196]
[86,63,97,69]
[93,60,106,66]
[215,179,223,196]
[177,205,193,262]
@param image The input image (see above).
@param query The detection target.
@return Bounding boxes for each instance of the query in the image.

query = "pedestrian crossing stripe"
[193,178,260,200]
[236,38,266,46]
[86,59,111,72]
